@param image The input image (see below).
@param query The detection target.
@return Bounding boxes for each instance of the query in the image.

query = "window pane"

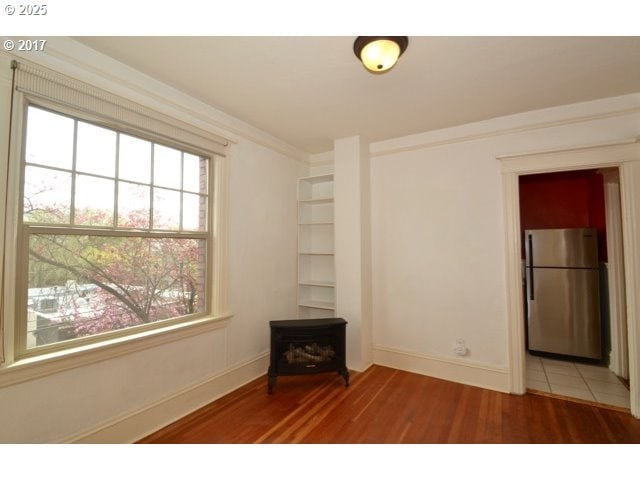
[154,144,181,189]
[25,106,74,170]
[153,187,180,230]
[27,234,206,348]
[24,166,72,224]
[183,193,207,231]
[119,134,151,183]
[183,154,208,193]
[118,181,150,228]
[76,122,116,177]
[75,174,114,226]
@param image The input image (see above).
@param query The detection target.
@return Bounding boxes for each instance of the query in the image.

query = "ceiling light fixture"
[353,36,409,74]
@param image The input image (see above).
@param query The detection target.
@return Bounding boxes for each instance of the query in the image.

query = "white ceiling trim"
[1,38,310,163]
[369,93,640,157]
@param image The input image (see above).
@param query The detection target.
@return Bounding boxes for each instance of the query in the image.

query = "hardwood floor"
[139,365,640,443]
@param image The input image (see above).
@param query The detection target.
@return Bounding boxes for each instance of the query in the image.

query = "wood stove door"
[274,326,343,375]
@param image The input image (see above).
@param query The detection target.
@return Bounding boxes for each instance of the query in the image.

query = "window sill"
[0,312,233,388]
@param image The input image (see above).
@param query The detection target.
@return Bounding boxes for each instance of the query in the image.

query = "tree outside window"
[22,105,210,350]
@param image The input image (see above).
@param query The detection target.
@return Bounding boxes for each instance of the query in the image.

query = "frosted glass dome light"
[353,37,408,73]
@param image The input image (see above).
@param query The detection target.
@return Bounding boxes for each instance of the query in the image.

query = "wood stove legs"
[339,368,350,387]
[267,368,349,394]
[268,370,277,394]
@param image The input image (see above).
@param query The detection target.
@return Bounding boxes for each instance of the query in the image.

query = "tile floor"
[525,353,630,409]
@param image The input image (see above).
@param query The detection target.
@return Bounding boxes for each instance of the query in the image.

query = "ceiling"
[74,36,640,154]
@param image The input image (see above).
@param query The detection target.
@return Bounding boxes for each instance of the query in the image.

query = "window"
[19,105,211,355]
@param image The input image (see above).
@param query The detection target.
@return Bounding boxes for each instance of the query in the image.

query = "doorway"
[518,169,629,409]
[499,140,640,418]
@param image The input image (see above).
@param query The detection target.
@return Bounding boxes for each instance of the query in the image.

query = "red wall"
[519,170,607,261]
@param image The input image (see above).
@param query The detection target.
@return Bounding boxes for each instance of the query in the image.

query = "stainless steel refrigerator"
[525,228,601,359]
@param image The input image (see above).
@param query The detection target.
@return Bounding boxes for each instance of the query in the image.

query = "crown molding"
[370,93,640,157]
[0,39,310,163]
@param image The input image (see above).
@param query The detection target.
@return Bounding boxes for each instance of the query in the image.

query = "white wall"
[370,95,640,390]
[371,137,507,364]
[334,136,373,371]
[0,48,302,442]
[226,140,300,366]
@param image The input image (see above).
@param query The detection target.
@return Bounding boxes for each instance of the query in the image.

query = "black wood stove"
[268,317,349,393]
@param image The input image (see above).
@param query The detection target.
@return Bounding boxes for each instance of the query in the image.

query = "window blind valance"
[13,61,230,157]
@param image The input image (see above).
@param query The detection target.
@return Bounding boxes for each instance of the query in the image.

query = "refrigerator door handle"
[528,234,534,300]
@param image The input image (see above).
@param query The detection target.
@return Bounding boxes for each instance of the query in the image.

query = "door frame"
[499,139,640,418]
[601,169,628,378]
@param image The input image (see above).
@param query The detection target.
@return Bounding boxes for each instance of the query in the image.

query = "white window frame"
[18,100,216,358]
[0,71,231,386]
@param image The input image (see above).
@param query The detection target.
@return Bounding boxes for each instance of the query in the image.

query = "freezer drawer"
[526,267,601,359]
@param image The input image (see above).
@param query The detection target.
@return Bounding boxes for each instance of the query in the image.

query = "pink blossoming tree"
[28,205,204,340]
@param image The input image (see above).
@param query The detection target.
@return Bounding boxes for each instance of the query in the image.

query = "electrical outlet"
[454,338,468,356]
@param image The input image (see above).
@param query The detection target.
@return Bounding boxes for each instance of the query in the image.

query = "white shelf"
[299,173,333,182]
[297,301,335,310]
[298,197,334,204]
[298,280,335,287]
[298,221,334,226]
[298,223,333,253]
[298,201,334,224]
[298,255,334,289]
[298,305,336,319]
[298,174,334,202]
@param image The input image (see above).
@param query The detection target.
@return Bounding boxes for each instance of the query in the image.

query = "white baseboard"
[65,352,270,443]
[373,345,510,393]
[65,347,509,443]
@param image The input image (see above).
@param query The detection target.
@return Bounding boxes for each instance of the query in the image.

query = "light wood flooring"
[139,364,640,443]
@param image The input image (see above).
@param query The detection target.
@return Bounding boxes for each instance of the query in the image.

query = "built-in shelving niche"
[297,174,335,318]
